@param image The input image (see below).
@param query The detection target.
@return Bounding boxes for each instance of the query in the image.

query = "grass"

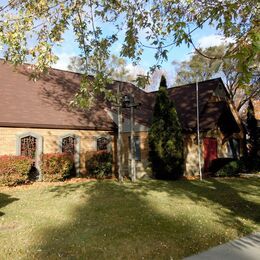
[0,178,259,259]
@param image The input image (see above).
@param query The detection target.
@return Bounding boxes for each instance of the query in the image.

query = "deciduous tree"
[174,45,260,113]
[68,54,135,82]
[0,0,258,103]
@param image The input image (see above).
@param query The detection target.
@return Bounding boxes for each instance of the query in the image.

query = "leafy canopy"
[68,54,135,82]
[174,44,260,112]
[0,0,259,104]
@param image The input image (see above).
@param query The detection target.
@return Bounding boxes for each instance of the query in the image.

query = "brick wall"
[1,127,241,178]
[184,129,240,177]
[119,131,149,178]
[0,127,115,174]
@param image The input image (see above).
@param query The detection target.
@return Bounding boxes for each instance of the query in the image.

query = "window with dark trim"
[97,137,109,151]
[228,138,240,159]
[21,136,37,158]
[62,136,75,155]
[128,136,141,161]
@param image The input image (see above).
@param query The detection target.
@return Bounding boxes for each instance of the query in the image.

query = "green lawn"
[0,178,259,259]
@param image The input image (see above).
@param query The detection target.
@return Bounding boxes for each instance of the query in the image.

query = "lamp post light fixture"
[122,94,131,108]
[115,91,140,182]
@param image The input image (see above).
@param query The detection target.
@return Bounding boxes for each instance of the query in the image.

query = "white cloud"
[197,34,234,49]
[52,53,148,83]
[125,63,146,79]
[52,52,76,71]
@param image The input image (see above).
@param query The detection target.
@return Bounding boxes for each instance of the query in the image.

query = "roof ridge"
[148,78,222,93]
[0,58,143,89]
[0,58,83,76]
[0,59,223,97]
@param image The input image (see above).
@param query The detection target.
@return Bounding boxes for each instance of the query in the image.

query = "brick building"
[0,61,244,178]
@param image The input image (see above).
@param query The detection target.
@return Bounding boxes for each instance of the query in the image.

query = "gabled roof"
[0,61,240,134]
[0,62,115,130]
[166,79,224,131]
[110,78,238,133]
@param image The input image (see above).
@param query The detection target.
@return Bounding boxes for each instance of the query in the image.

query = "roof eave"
[0,122,116,131]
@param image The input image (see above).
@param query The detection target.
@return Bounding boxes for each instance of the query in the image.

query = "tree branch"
[140,15,211,50]
[188,38,221,60]
[0,0,16,13]
[76,10,89,67]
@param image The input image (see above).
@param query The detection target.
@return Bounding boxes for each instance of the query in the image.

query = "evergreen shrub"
[148,76,184,179]
[215,160,240,177]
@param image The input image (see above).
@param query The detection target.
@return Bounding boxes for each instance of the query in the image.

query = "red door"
[203,138,217,172]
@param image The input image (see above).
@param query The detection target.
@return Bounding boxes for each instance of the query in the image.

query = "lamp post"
[122,94,140,182]
[117,109,123,181]
[115,91,140,182]
[116,85,123,182]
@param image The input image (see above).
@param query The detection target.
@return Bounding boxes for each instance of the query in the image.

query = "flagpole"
[196,80,202,181]
[117,84,123,182]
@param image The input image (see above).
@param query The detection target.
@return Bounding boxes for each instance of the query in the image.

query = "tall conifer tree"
[247,101,258,157]
[148,76,184,179]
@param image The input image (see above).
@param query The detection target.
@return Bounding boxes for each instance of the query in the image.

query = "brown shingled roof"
[0,61,238,134]
[167,79,221,131]
[110,78,234,132]
[0,61,115,130]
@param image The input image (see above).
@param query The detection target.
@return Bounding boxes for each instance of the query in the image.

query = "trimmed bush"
[86,151,113,179]
[244,156,260,173]
[209,158,235,173]
[215,160,240,177]
[237,157,249,173]
[0,155,32,186]
[41,153,74,182]
[251,156,260,172]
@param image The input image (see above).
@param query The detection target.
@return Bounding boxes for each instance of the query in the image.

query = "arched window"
[16,132,43,180]
[62,136,76,155]
[97,137,109,151]
[20,135,37,158]
[59,134,80,176]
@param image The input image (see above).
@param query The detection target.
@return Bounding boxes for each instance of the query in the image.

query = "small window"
[228,138,240,159]
[62,136,75,155]
[21,136,37,158]
[128,136,141,161]
[97,137,109,151]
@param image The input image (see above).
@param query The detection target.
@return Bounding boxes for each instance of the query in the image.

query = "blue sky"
[54,21,221,69]
[53,21,231,88]
[0,0,231,88]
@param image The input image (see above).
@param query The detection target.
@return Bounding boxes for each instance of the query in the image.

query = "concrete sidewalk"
[184,232,260,260]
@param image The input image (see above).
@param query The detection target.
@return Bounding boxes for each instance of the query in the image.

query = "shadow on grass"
[186,178,260,224]
[0,193,19,217]
[132,178,260,232]
[29,178,259,259]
